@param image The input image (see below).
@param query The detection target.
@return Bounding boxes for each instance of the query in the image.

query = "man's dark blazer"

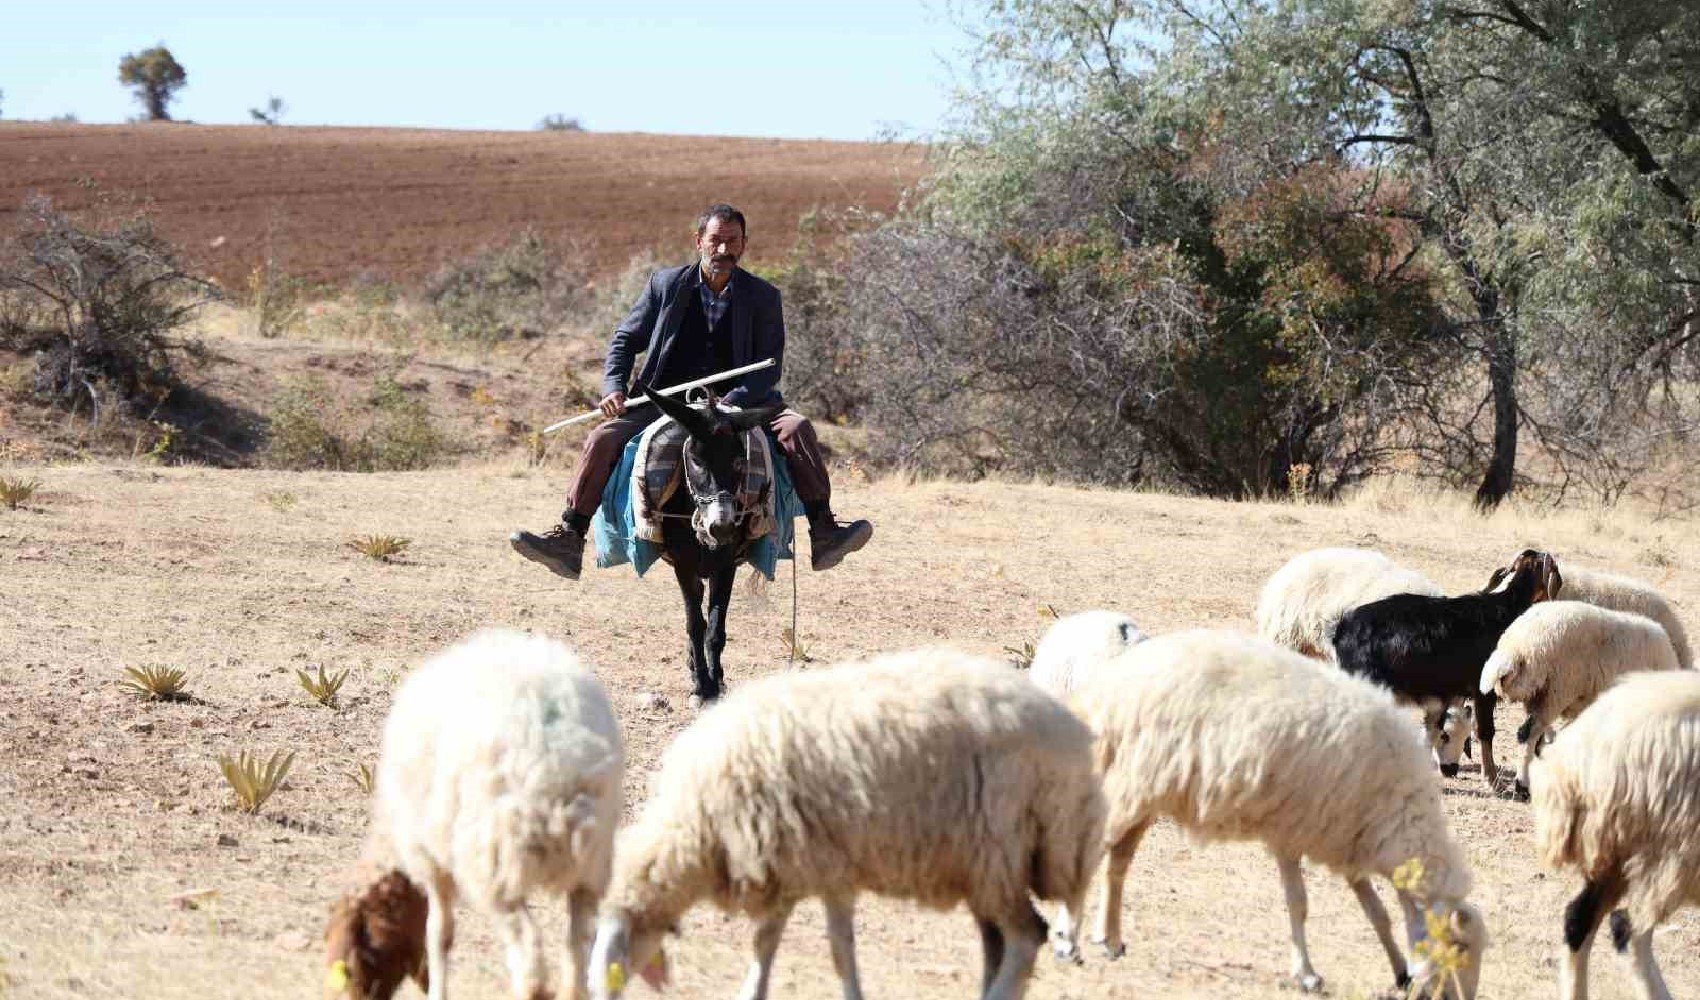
[602,263,785,407]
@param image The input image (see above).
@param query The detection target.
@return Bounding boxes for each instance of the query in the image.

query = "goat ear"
[1485,566,1509,592]
[1544,559,1563,600]
[642,385,713,439]
[725,402,784,432]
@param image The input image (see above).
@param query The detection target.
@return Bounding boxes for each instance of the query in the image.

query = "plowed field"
[0,122,926,289]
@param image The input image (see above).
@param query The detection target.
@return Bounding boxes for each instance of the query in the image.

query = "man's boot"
[509,522,586,580]
[808,513,873,572]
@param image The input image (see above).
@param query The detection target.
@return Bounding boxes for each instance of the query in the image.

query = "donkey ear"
[725,403,784,432]
[641,385,713,439]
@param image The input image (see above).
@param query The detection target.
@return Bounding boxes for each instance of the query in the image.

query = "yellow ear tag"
[325,959,350,992]
[604,962,627,994]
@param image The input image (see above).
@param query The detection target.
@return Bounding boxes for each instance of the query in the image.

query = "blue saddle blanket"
[592,429,801,579]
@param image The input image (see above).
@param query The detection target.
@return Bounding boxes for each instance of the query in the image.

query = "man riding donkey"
[510,203,873,578]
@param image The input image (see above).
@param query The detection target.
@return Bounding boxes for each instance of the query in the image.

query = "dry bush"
[347,534,410,561]
[425,230,589,343]
[266,374,443,471]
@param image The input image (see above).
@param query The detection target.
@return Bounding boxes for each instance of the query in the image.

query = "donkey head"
[641,385,783,550]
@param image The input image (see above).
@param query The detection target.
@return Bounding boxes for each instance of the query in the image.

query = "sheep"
[586,648,1105,1000]
[324,629,625,1000]
[1064,630,1488,998]
[1479,601,1682,801]
[1028,610,1147,697]
[1252,547,1477,775]
[1487,562,1692,670]
[1333,548,1562,788]
[1254,547,1444,661]
[1530,670,1700,1000]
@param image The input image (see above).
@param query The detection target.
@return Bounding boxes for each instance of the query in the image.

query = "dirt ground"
[0,122,926,288]
[0,463,1695,999]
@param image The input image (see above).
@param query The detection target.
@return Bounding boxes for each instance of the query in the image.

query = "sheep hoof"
[1295,972,1325,992]
[1050,935,1083,965]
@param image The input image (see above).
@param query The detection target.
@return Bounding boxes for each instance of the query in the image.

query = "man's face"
[696,217,746,280]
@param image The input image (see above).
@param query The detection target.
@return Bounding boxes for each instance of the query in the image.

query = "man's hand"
[598,392,627,417]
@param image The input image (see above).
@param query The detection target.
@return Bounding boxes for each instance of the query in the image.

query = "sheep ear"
[1463,736,1474,760]
[1450,906,1476,936]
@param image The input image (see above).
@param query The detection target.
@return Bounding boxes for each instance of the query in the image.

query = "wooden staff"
[541,358,778,435]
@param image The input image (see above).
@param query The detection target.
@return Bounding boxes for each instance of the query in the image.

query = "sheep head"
[1433,702,1474,777]
[1479,649,1531,701]
[589,910,672,998]
[1409,899,1488,1000]
[322,870,431,999]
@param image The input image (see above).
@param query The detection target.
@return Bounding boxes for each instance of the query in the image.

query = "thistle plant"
[296,664,350,707]
[121,664,190,701]
[0,476,41,509]
[347,534,410,561]
[217,749,294,813]
[1392,858,1472,999]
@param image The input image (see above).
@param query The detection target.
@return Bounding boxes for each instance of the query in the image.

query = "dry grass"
[346,534,410,561]
[0,464,1694,999]
[216,749,295,814]
[119,664,190,702]
[0,475,41,509]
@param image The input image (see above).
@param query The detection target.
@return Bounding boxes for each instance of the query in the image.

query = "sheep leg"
[1350,878,1409,988]
[1560,876,1622,1000]
[703,563,736,700]
[824,897,865,1000]
[425,878,454,1000]
[734,904,793,1000]
[1276,855,1323,992]
[981,905,1046,1000]
[1090,821,1147,959]
[670,561,712,702]
[1473,691,1499,786]
[494,904,548,1000]
[1516,715,1549,802]
[1622,925,1673,1000]
[563,888,598,1000]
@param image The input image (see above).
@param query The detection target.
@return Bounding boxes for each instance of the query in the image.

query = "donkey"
[639,384,785,706]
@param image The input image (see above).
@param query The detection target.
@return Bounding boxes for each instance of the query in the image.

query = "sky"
[0,1,978,141]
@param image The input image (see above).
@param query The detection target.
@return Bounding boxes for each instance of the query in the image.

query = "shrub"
[424,230,587,343]
[265,374,444,471]
[537,113,584,132]
[217,749,293,813]
[121,663,190,701]
[347,534,410,561]
[296,664,349,707]
[0,196,217,421]
[0,476,41,509]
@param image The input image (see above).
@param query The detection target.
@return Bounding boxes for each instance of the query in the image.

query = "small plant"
[1391,858,1473,999]
[779,627,814,663]
[1287,462,1314,503]
[1004,639,1038,670]
[348,534,410,561]
[351,762,375,794]
[217,749,295,813]
[121,663,190,701]
[0,476,41,509]
[246,258,305,338]
[297,664,350,707]
[261,489,298,512]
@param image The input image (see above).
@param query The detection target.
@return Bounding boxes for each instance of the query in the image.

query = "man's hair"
[695,203,747,238]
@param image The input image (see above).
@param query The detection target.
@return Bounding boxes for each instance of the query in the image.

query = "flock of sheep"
[321,546,1697,1000]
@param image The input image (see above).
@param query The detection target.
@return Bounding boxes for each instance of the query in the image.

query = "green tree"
[118,45,186,121]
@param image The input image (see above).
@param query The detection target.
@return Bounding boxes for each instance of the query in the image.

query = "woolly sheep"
[1531,670,1700,1000]
[1497,563,1692,670]
[1253,549,1475,776]
[1065,630,1488,997]
[587,648,1105,1000]
[1028,610,1147,697]
[324,629,624,1000]
[1254,547,1443,661]
[1479,601,1681,800]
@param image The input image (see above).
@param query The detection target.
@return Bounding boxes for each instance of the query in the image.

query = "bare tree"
[248,95,285,126]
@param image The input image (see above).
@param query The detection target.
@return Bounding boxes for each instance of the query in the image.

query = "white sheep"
[587,648,1105,1000]
[1557,565,1692,670]
[1028,610,1147,697]
[1531,670,1700,1000]
[1253,547,1443,662]
[325,629,625,1000]
[1253,549,1474,776]
[1064,630,1488,998]
[1479,601,1681,799]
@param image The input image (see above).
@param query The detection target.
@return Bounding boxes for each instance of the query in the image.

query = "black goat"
[1331,549,1562,791]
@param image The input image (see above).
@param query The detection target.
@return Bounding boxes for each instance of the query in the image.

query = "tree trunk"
[146,88,169,121]
[1475,328,1518,510]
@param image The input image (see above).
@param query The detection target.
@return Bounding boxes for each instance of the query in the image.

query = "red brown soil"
[0,122,927,289]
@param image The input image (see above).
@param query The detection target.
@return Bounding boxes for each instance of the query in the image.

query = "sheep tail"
[1532,759,1585,872]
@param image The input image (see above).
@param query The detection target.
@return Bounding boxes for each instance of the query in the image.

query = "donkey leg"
[671,560,712,701]
[703,563,737,700]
